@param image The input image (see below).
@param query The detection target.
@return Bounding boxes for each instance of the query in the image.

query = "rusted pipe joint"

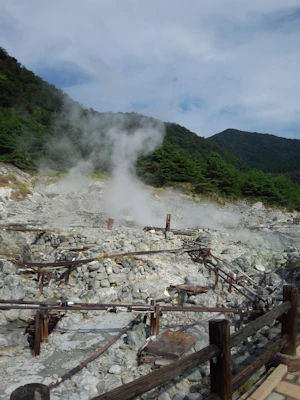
[275,352,300,372]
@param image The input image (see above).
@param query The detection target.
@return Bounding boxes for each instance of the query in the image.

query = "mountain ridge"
[1,46,300,210]
[207,128,300,182]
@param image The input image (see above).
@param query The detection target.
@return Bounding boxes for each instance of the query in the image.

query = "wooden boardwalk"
[248,346,300,400]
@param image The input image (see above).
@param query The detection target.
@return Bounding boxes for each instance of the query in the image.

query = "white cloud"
[1,0,300,138]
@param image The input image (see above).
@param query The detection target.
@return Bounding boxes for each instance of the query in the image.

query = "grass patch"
[151,187,167,196]
[0,172,19,186]
[168,182,195,194]
[238,379,253,396]
[0,172,32,200]
[38,169,63,177]
[92,170,110,181]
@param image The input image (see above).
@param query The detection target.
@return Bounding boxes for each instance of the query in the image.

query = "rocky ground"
[0,164,300,400]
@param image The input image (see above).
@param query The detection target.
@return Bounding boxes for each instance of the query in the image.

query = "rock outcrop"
[0,165,299,399]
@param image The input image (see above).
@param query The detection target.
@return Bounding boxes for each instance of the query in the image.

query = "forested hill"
[1,46,300,210]
[207,129,300,184]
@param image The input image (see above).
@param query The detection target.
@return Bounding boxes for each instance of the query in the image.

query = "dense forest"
[207,129,300,184]
[1,46,300,210]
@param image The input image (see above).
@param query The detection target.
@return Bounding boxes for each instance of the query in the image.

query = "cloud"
[0,0,300,138]
[35,61,94,88]
[262,6,300,32]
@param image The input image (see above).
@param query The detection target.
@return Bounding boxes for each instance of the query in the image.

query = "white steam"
[38,99,246,230]
[149,192,243,230]
[103,124,165,225]
[57,160,93,193]
[40,104,166,226]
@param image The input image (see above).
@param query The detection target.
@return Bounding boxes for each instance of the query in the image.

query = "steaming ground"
[30,168,246,230]
[1,164,300,399]
[2,166,300,281]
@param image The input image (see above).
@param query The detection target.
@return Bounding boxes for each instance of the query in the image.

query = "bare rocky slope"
[0,164,300,400]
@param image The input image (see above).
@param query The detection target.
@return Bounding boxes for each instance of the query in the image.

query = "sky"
[0,0,300,139]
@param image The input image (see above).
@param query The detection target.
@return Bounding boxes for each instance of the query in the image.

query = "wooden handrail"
[232,334,289,391]
[206,335,289,400]
[207,334,291,400]
[92,344,219,400]
[91,286,298,400]
[231,301,291,348]
[12,286,297,399]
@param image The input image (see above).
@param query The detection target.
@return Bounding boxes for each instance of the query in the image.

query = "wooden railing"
[92,285,298,400]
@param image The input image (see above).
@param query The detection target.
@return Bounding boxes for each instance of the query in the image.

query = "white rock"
[108,364,122,374]
[255,263,265,272]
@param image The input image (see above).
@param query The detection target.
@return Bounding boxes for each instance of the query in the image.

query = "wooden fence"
[92,285,298,400]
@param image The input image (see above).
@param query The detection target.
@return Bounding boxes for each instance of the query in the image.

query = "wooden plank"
[139,353,173,366]
[209,319,232,400]
[231,301,291,348]
[92,344,219,400]
[144,330,196,359]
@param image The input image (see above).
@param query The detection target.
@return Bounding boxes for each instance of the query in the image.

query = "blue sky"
[0,0,300,139]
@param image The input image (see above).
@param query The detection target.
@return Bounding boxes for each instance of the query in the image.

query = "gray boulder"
[0,275,26,300]
[0,231,31,262]
[127,323,149,350]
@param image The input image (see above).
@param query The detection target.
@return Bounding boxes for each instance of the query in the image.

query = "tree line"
[1,46,300,210]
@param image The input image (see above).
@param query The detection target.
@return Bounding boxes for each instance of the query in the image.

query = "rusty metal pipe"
[13,246,208,269]
[48,315,141,389]
[160,306,256,313]
[0,303,257,313]
[202,261,254,303]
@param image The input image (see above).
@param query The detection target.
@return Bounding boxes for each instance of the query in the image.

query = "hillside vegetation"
[1,46,300,210]
[207,128,300,184]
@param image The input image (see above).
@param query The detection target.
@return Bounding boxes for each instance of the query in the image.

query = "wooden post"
[150,300,157,336]
[39,271,45,294]
[41,312,49,343]
[209,319,232,400]
[206,246,212,261]
[107,218,114,230]
[165,214,171,238]
[165,214,171,231]
[37,271,40,287]
[10,383,50,399]
[238,311,244,330]
[228,272,235,294]
[34,311,41,356]
[281,285,298,356]
[155,303,160,336]
[65,265,71,283]
[214,268,219,290]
